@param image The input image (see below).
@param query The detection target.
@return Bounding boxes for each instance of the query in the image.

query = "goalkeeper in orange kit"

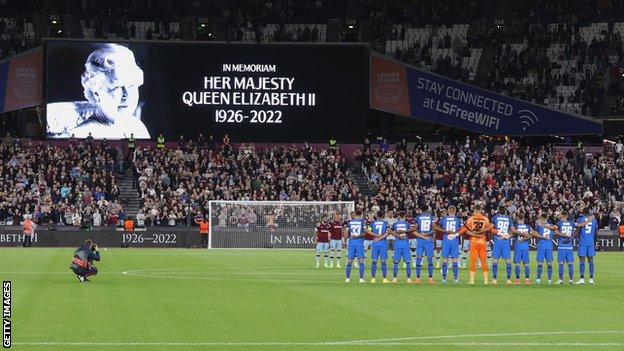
[458,204,493,284]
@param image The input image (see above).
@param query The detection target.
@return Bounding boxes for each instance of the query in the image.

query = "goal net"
[208,201,355,249]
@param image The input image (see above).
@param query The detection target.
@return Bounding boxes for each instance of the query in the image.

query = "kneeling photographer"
[69,239,101,282]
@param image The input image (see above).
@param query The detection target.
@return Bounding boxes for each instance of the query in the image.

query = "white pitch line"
[121,270,338,284]
[11,341,624,347]
[11,331,624,347]
[337,330,624,344]
[120,269,624,286]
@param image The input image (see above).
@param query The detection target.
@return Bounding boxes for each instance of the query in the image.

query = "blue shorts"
[416,239,434,257]
[536,247,553,263]
[441,242,459,259]
[578,244,595,257]
[513,249,529,264]
[347,239,365,260]
[492,240,511,260]
[393,247,411,262]
[371,243,388,261]
[557,249,574,263]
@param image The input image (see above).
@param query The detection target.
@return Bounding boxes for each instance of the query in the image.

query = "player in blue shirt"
[490,206,514,284]
[511,213,533,285]
[533,213,558,284]
[554,211,575,284]
[365,211,390,284]
[344,210,366,283]
[390,211,413,284]
[414,205,436,284]
[434,205,462,284]
[575,208,597,285]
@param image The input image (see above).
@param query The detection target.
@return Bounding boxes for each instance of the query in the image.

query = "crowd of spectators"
[2,134,623,231]
[210,203,348,232]
[131,139,358,227]
[390,33,476,82]
[0,135,125,228]
[479,21,621,116]
[0,17,32,60]
[356,136,623,228]
[362,0,497,27]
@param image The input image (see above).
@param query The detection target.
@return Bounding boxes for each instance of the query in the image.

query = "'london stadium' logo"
[375,72,402,103]
[12,66,38,99]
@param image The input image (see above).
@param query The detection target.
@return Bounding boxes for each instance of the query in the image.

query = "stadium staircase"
[119,168,141,219]
[349,167,376,197]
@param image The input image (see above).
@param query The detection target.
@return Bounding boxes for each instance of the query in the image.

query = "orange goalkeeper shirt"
[460,214,491,245]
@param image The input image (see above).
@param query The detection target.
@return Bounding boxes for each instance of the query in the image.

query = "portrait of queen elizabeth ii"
[47,43,150,139]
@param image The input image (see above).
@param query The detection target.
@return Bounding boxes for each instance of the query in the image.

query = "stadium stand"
[0,136,124,228]
[356,136,617,226]
[130,142,358,227]
[1,0,624,230]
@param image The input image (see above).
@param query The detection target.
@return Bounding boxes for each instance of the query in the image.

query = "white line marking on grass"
[12,341,624,347]
[12,331,624,347]
[335,330,624,344]
[121,270,338,284]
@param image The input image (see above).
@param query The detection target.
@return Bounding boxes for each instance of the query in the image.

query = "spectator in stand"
[136,209,146,228]
[358,136,610,225]
[0,141,123,228]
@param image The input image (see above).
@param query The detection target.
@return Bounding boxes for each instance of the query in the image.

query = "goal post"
[208,201,355,249]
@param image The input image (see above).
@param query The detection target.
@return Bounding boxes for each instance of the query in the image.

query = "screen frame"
[43,38,370,141]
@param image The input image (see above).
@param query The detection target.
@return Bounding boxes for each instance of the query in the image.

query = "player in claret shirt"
[315,216,332,268]
[433,210,445,269]
[406,213,418,269]
[554,211,575,284]
[575,208,598,285]
[511,213,533,285]
[329,213,344,268]
[363,212,376,264]
[434,206,462,284]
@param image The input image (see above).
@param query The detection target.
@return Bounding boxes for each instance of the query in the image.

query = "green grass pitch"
[1,248,624,350]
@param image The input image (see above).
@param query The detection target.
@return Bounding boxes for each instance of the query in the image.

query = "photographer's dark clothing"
[69,245,100,277]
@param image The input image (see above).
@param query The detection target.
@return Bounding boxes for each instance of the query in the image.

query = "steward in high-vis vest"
[195,215,210,248]
[156,133,165,149]
[329,137,337,150]
[126,133,136,157]
[124,217,135,232]
[22,215,36,247]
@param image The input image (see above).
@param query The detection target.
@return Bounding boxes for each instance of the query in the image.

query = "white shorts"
[462,239,470,251]
[435,239,443,248]
[364,240,372,250]
[330,239,343,250]
[316,242,329,253]
[409,239,417,249]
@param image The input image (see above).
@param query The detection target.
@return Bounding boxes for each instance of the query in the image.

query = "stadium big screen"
[44,39,368,141]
